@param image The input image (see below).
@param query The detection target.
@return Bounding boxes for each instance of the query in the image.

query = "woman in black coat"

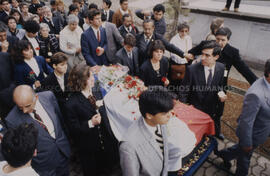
[64,64,119,176]
[139,40,170,87]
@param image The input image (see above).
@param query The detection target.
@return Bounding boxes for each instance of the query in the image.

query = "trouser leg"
[235,148,253,176]
[225,0,233,8]
[234,0,242,8]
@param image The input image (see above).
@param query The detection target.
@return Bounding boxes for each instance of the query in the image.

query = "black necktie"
[207,69,213,86]
[155,126,164,155]
[33,110,49,133]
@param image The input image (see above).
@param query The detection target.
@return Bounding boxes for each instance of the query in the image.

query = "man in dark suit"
[135,4,166,36]
[116,33,139,76]
[118,14,139,38]
[179,41,226,139]
[136,19,192,65]
[81,9,108,68]
[42,6,63,35]
[0,52,15,119]
[5,85,71,176]
[0,0,10,24]
[22,20,41,56]
[216,59,270,176]
[101,0,114,22]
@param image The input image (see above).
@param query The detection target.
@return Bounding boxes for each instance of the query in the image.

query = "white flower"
[96,100,103,108]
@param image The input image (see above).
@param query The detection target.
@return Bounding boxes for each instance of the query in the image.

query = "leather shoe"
[215,133,225,141]
[234,8,239,12]
[222,7,229,11]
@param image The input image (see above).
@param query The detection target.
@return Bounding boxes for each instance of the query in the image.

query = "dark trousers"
[219,144,254,176]
[225,0,242,8]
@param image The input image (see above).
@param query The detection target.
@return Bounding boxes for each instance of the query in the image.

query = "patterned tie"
[97,30,100,42]
[88,95,97,110]
[207,69,213,86]
[155,126,164,155]
[32,110,49,133]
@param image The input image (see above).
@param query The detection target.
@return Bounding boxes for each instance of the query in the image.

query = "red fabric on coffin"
[173,102,215,145]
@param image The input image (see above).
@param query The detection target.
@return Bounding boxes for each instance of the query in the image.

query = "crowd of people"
[0,0,269,176]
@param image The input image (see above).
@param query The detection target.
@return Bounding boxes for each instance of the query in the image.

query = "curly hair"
[68,64,92,92]
[11,40,32,64]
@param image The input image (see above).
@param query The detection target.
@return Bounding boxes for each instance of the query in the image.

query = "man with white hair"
[42,6,62,35]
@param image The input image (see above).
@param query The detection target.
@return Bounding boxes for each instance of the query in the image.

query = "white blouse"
[170,34,192,64]
[59,26,83,55]
[24,57,40,76]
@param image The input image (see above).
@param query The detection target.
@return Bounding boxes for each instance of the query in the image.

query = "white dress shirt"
[25,35,39,56]
[120,8,129,15]
[30,99,55,138]
[24,57,40,76]
[0,161,38,176]
[91,26,100,41]
[54,72,65,91]
[81,90,95,128]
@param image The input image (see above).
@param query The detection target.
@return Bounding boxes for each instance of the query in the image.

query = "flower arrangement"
[118,75,147,100]
[98,64,129,92]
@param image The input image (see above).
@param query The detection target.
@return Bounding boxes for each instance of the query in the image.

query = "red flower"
[125,75,132,82]
[137,87,141,91]
[161,77,167,82]
[131,111,135,114]
[29,71,35,75]
[35,47,40,50]
[134,117,136,120]
[108,81,113,86]
[130,80,137,87]
[96,48,100,54]
[128,95,131,99]
[134,76,139,80]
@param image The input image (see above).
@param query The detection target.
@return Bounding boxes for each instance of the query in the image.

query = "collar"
[81,89,92,99]
[54,72,64,80]
[91,25,99,32]
[120,8,129,15]
[204,64,215,71]
[264,76,270,91]
[144,34,152,40]
[142,118,157,136]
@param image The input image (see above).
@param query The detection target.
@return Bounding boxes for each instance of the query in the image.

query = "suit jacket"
[112,9,133,28]
[189,41,257,85]
[42,17,62,35]
[40,72,69,110]
[0,52,15,118]
[0,11,8,24]
[14,56,53,87]
[63,90,119,174]
[179,62,225,117]
[102,9,114,22]
[115,47,139,76]
[135,10,166,36]
[22,35,40,56]
[236,77,270,147]
[81,26,108,66]
[118,24,139,38]
[103,22,124,64]
[136,32,184,65]
[139,57,169,86]
[120,117,169,176]
[5,91,70,173]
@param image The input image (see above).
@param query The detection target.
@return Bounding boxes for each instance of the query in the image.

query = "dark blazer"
[0,52,15,118]
[40,72,69,110]
[0,11,8,24]
[5,91,70,173]
[42,17,62,34]
[179,62,225,117]
[139,57,169,86]
[135,10,166,36]
[102,9,114,22]
[14,56,53,87]
[0,35,18,53]
[189,41,257,85]
[136,32,184,65]
[63,89,119,175]
[115,47,140,76]
[118,24,139,38]
[22,35,40,56]
[81,26,108,66]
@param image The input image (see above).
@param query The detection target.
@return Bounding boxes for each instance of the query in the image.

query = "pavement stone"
[258,156,270,167]
[252,165,265,175]
[205,165,217,176]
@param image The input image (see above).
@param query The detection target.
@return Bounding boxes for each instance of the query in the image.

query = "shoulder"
[216,62,225,69]
[122,120,142,144]
[188,62,201,70]
[38,91,55,100]
[224,44,239,54]
[140,59,151,69]
[116,48,124,56]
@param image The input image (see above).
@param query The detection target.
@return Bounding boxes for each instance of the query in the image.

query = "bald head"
[13,85,37,114]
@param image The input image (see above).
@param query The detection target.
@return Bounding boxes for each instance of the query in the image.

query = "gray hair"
[67,14,79,24]
[39,23,50,32]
